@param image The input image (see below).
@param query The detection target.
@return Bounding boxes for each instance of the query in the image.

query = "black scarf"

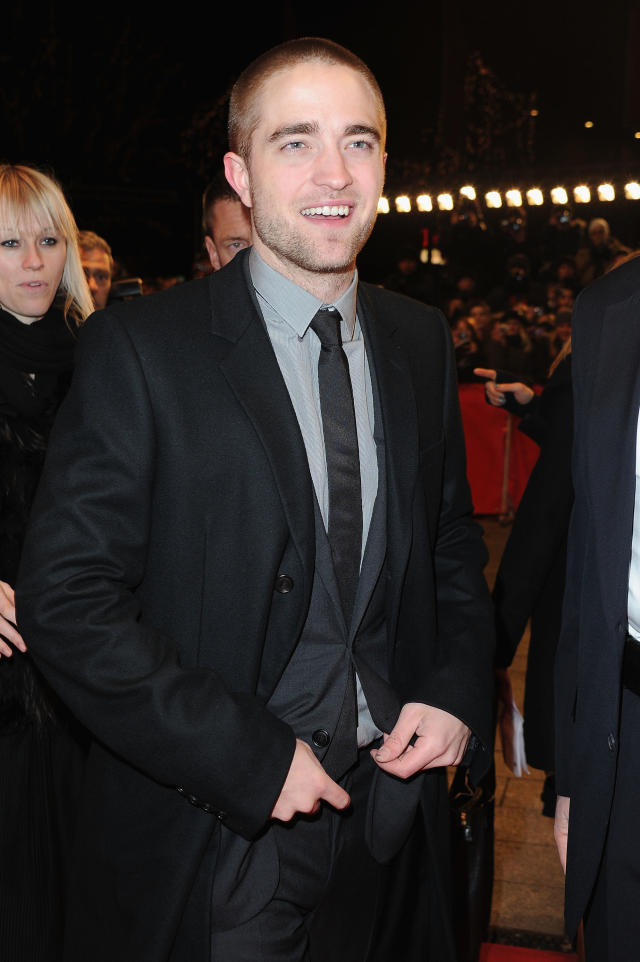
[0,305,76,418]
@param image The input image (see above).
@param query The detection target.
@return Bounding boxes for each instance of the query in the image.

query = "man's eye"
[283,141,305,151]
[350,140,372,150]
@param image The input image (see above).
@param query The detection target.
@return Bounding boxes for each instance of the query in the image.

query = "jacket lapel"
[357,285,418,631]
[207,254,316,587]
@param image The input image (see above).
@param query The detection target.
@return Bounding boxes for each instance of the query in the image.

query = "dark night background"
[4,0,640,281]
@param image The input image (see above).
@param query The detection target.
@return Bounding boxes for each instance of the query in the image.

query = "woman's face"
[0,219,67,325]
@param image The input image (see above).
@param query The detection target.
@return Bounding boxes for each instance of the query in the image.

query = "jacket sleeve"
[16,312,295,839]
[413,311,496,762]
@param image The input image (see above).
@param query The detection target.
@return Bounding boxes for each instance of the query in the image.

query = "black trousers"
[584,686,640,960]
[209,750,435,962]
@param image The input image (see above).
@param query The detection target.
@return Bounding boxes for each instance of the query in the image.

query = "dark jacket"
[555,255,640,939]
[493,356,573,769]
[16,251,494,961]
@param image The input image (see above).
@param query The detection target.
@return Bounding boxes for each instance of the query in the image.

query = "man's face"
[81,247,111,310]
[224,61,386,291]
[204,198,252,270]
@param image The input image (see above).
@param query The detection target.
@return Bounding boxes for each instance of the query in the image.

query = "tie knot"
[310,308,343,348]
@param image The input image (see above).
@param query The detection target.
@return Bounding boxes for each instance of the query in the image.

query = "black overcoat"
[555,255,640,939]
[17,251,494,960]
[494,356,573,770]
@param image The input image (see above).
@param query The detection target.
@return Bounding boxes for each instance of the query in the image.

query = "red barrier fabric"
[458,384,540,517]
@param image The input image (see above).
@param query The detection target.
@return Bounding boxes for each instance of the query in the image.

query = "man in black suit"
[554,253,640,958]
[17,38,494,962]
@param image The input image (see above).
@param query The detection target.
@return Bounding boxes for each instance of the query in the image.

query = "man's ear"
[204,235,221,271]
[224,153,252,209]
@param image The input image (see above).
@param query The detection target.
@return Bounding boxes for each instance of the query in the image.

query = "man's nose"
[312,146,352,191]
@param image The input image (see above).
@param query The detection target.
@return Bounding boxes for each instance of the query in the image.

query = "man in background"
[201,171,251,270]
[78,229,113,309]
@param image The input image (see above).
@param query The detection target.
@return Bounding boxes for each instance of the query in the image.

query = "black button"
[275,575,294,594]
[216,811,227,821]
[608,732,617,752]
[312,729,331,748]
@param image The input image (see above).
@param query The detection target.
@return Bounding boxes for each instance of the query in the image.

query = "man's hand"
[0,581,27,658]
[271,739,351,822]
[473,367,535,408]
[554,794,570,873]
[372,703,471,778]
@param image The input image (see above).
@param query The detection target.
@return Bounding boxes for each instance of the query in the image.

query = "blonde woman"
[0,164,92,961]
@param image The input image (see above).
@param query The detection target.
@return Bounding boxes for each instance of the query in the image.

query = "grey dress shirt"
[250,248,382,746]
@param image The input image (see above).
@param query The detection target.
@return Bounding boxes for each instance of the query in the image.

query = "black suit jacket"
[555,254,640,939]
[17,251,493,960]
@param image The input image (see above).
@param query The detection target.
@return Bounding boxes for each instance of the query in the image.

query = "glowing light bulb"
[417,194,433,212]
[551,187,568,205]
[597,183,615,202]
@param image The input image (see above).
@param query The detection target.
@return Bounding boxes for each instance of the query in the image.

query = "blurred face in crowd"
[204,198,252,270]
[81,247,111,310]
[589,225,607,249]
[225,60,386,294]
[469,302,491,335]
[556,287,575,311]
[0,218,66,324]
[556,261,576,283]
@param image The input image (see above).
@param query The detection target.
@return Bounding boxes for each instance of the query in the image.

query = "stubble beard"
[252,201,378,277]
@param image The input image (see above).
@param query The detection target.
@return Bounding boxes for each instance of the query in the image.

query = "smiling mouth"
[300,205,350,217]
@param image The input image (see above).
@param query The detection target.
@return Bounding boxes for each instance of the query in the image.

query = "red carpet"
[480,945,577,961]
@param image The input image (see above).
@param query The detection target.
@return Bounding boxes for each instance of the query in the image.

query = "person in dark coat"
[475,345,573,813]
[554,253,640,959]
[0,163,93,962]
[15,39,495,962]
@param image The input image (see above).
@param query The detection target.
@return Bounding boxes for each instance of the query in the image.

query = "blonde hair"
[0,164,93,325]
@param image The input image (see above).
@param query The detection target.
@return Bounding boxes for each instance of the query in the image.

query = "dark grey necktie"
[310,307,362,623]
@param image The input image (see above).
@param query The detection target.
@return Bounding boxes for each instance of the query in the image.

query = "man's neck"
[255,245,356,304]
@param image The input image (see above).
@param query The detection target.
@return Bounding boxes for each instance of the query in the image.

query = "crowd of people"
[382,202,633,389]
[1,34,640,962]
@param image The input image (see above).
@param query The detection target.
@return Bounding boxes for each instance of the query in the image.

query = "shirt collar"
[250,248,358,340]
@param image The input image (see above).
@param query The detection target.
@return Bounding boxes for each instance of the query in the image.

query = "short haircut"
[0,164,93,324]
[228,37,386,161]
[78,229,114,272]
[202,171,242,238]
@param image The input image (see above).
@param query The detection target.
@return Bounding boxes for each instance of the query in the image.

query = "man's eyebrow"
[268,122,319,142]
[344,124,381,142]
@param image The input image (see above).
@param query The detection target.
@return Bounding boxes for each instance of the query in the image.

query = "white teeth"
[301,205,350,217]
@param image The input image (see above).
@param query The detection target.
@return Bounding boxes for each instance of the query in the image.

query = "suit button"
[312,729,331,748]
[275,574,294,594]
[608,732,617,752]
